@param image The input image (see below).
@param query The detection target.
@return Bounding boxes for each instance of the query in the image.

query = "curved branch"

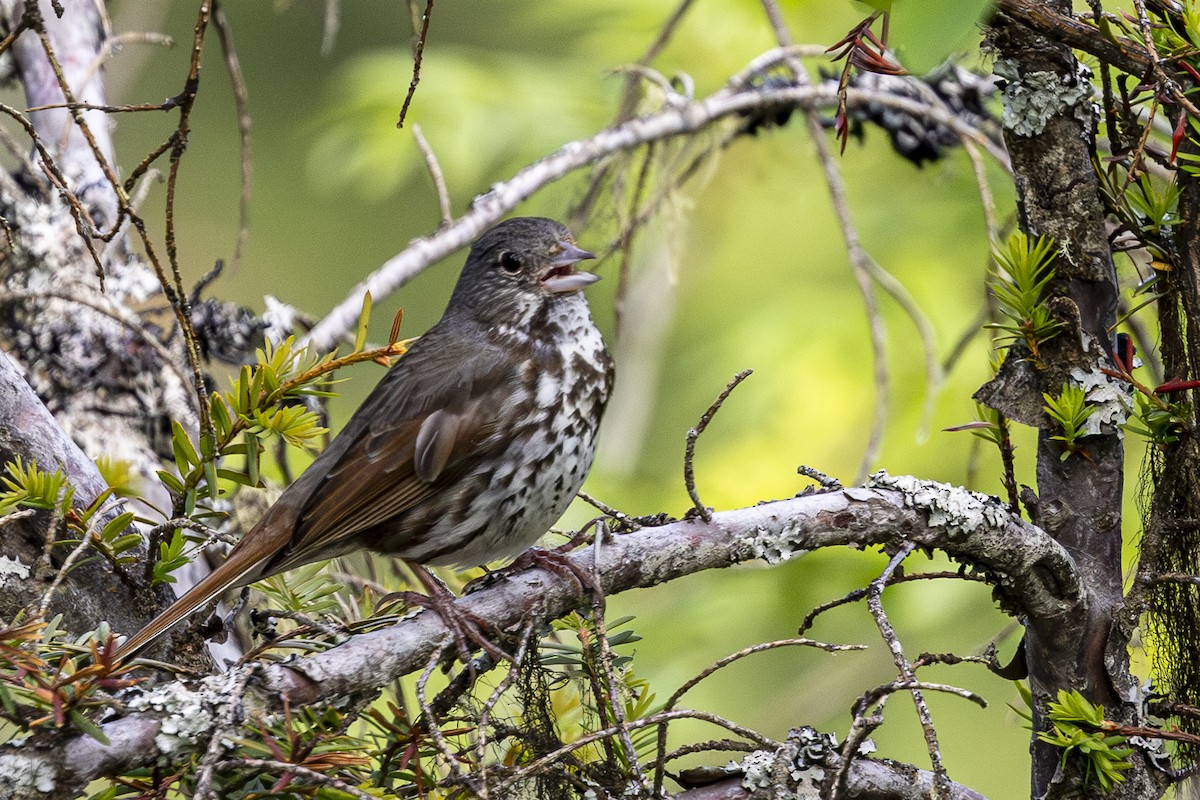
[0,478,1080,797]
[301,75,1006,353]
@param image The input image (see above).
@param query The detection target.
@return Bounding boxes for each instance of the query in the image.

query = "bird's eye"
[498,251,522,274]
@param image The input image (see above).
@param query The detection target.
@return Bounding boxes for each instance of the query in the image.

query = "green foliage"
[1043,384,1095,460]
[94,456,139,499]
[543,613,660,765]
[1037,689,1133,792]
[151,528,190,585]
[1175,115,1200,180]
[1146,2,1200,62]
[256,562,344,616]
[91,512,142,569]
[1123,392,1189,447]
[170,301,405,510]
[545,612,643,673]
[0,616,137,744]
[986,232,1061,361]
[965,403,1006,448]
[1125,174,1182,235]
[0,456,71,515]
[0,459,145,571]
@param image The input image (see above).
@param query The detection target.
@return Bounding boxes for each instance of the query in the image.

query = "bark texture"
[989,5,1163,798]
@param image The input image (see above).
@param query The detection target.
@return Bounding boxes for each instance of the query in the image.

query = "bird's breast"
[421,297,611,567]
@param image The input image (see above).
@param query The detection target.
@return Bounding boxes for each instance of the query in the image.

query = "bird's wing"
[262,331,520,572]
[116,330,518,660]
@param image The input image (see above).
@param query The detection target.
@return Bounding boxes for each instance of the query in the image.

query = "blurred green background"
[95,1,1142,796]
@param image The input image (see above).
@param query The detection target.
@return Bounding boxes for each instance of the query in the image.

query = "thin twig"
[576,489,638,530]
[568,0,698,225]
[684,369,752,522]
[397,0,434,128]
[492,708,778,797]
[861,543,954,796]
[797,464,842,490]
[660,738,759,765]
[797,570,989,636]
[587,539,646,788]
[652,636,862,797]
[996,413,1021,515]
[159,3,218,449]
[472,620,536,799]
[415,639,465,784]
[412,124,452,227]
[611,138,656,335]
[1148,572,1200,586]
[211,1,252,275]
[36,530,96,621]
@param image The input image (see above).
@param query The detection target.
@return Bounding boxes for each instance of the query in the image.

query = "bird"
[116,217,613,659]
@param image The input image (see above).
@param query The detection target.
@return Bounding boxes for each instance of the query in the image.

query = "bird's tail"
[114,542,266,661]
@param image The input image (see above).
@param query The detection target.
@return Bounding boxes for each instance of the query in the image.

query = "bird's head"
[448,217,600,328]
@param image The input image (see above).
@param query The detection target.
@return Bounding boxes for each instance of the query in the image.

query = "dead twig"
[684,369,753,522]
[397,0,434,128]
[652,636,863,797]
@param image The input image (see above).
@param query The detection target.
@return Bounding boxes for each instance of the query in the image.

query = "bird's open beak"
[540,241,601,294]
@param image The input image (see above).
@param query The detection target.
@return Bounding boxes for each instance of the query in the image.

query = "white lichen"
[1069,366,1132,437]
[0,555,31,581]
[734,729,840,797]
[124,671,242,758]
[737,749,777,791]
[262,295,300,346]
[994,59,1093,137]
[746,518,809,566]
[0,752,57,794]
[864,472,1010,539]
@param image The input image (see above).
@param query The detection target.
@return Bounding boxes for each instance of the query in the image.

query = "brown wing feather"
[118,328,521,659]
[113,518,292,659]
[257,334,521,574]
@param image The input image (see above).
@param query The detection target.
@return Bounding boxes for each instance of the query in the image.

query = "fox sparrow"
[117,217,613,658]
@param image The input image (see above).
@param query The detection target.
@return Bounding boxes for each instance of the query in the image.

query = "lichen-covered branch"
[0,479,1078,798]
[995,0,1156,81]
[675,729,991,799]
[0,351,167,639]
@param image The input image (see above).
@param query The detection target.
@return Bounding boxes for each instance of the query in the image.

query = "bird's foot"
[398,564,514,664]
[465,542,602,600]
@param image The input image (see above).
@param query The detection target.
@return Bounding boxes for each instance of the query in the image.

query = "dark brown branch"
[996,0,1155,80]
[684,370,752,522]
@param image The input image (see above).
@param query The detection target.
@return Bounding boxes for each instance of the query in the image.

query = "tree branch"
[996,0,1156,81]
[0,478,1079,797]
[300,73,1006,353]
[672,758,989,800]
[0,351,165,637]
